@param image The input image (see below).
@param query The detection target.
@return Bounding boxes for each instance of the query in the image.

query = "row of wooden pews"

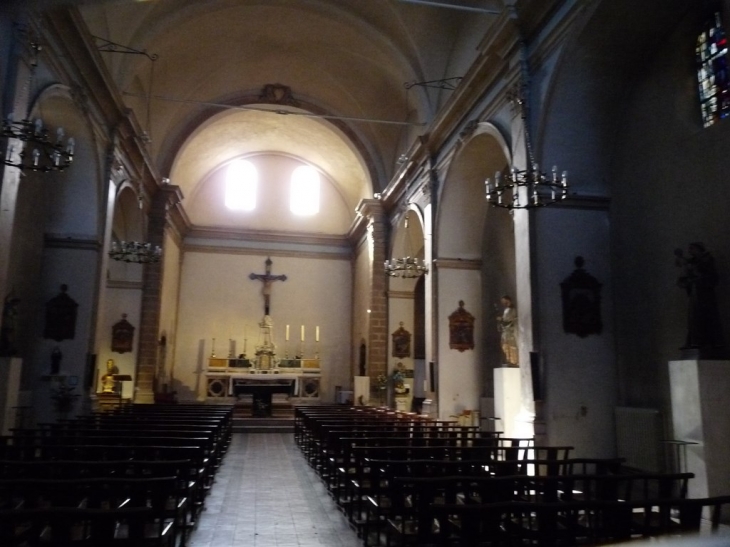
[296,404,730,546]
[0,403,233,546]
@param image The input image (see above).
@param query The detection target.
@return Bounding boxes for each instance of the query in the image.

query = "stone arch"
[386,204,426,409]
[8,83,104,423]
[433,122,513,419]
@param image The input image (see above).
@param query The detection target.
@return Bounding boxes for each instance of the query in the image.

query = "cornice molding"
[187,225,350,248]
[44,234,100,251]
[183,244,350,262]
[434,258,483,270]
[107,279,143,290]
[388,290,415,300]
[550,194,610,210]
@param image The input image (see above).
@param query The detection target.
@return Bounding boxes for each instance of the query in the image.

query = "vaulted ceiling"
[67,0,501,234]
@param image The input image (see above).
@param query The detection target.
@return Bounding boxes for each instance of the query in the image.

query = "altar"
[205,357,321,401]
[233,378,294,417]
[203,260,322,404]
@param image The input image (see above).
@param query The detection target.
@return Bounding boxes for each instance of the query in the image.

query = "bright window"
[697,12,730,127]
[290,165,320,215]
[225,160,257,210]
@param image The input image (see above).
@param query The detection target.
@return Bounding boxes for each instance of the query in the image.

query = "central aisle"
[189,433,361,547]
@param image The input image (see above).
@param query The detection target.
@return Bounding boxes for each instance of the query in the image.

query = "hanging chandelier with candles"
[485,58,569,209]
[1,43,75,173]
[384,212,428,278]
[109,241,162,264]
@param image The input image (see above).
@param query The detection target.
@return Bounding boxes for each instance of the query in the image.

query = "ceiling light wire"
[122,92,426,127]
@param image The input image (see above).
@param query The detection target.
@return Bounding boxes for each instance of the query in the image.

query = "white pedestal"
[354,376,370,406]
[669,359,730,499]
[0,357,22,435]
[494,367,521,438]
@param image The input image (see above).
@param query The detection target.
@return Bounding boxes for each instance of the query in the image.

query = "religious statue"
[497,295,518,366]
[392,362,409,396]
[101,358,119,394]
[249,258,287,316]
[675,243,724,356]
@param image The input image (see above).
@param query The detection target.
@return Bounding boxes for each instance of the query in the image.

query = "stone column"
[358,200,388,383]
[134,184,183,403]
[0,46,30,328]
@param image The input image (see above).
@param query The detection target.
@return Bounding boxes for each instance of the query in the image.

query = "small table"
[233,379,294,417]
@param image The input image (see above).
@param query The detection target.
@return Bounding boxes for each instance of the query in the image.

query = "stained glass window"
[697,12,730,127]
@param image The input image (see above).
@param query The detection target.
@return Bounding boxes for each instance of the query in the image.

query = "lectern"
[113,374,133,407]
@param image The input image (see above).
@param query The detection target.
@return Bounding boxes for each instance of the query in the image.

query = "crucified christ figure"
[249,257,287,315]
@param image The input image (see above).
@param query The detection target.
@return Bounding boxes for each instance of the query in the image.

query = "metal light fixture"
[109,241,161,264]
[485,54,568,209]
[384,212,428,278]
[1,43,75,173]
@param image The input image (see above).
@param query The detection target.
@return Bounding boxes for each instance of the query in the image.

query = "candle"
[315,326,320,342]
[286,324,290,341]
[301,325,305,341]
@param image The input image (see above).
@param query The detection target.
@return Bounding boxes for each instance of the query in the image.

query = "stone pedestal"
[494,367,521,438]
[669,359,730,499]
[0,357,21,435]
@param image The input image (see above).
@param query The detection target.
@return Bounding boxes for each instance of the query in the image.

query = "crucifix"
[249,257,287,316]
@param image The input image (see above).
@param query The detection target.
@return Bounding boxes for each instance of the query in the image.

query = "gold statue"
[101,358,119,393]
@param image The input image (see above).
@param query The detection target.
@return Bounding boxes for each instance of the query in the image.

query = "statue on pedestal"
[675,243,725,358]
[497,295,519,366]
[254,315,278,369]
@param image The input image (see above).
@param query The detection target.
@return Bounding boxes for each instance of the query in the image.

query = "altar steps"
[233,399,295,433]
[233,417,295,433]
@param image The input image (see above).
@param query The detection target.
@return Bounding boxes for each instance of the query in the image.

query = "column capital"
[355,198,385,222]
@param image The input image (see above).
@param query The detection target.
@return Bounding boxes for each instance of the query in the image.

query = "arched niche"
[8,85,101,349]
[386,205,426,409]
[433,123,513,418]
[436,125,510,259]
[29,85,101,238]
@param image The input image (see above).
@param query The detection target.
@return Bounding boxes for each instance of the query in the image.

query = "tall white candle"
[301,325,305,341]
[286,324,290,341]
[315,326,320,342]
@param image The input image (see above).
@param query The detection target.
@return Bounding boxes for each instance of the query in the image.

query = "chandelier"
[1,43,75,173]
[109,241,162,264]
[485,65,569,209]
[384,213,428,278]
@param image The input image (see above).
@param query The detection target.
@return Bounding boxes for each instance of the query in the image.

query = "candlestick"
[301,325,305,341]
[315,326,319,343]
[243,337,247,356]
[228,338,233,358]
[211,337,216,357]
[286,324,290,341]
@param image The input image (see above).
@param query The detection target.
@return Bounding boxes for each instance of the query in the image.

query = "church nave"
[189,433,360,547]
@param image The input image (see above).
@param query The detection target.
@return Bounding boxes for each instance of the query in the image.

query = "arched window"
[225,160,257,210]
[290,165,320,216]
[697,11,730,127]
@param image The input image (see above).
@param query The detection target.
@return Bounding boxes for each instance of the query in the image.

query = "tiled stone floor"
[188,433,361,547]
